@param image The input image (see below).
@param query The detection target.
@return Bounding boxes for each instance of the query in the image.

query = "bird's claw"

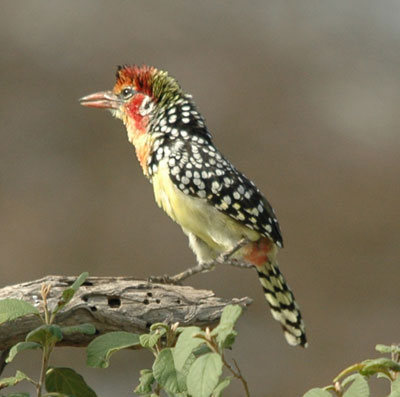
[147,274,183,285]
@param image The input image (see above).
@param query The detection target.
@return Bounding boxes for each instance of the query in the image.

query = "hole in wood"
[143,298,149,305]
[81,295,88,302]
[147,292,153,297]
[107,297,121,308]
[90,306,97,312]
[155,299,161,304]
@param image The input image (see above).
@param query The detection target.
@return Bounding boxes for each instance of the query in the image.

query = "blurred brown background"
[1,1,399,396]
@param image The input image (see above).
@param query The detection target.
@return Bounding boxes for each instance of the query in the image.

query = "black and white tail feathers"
[257,260,307,347]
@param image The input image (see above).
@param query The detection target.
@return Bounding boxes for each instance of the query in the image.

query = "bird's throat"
[125,120,154,177]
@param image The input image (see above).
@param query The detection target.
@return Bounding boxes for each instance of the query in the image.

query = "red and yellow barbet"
[80,65,307,347]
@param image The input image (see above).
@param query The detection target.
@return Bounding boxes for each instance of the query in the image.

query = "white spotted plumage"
[82,65,306,347]
[144,96,285,246]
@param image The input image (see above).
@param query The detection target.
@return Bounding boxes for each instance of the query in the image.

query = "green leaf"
[150,323,169,333]
[303,389,332,397]
[187,352,223,397]
[86,331,140,368]
[54,273,89,314]
[343,374,369,397]
[26,325,63,347]
[211,305,242,349]
[0,299,40,324]
[45,367,96,397]
[376,371,392,380]
[69,272,89,291]
[152,348,186,394]
[360,358,400,376]
[376,344,400,354]
[2,393,30,397]
[0,370,31,389]
[192,343,212,358]
[212,377,232,397]
[219,305,243,325]
[60,324,96,336]
[134,369,155,394]
[165,393,186,397]
[139,332,163,349]
[389,378,400,397]
[6,341,42,363]
[341,374,362,388]
[392,377,400,391]
[43,393,71,397]
[173,326,203,372]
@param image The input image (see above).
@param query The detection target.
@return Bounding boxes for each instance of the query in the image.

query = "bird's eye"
[121,87,134,99]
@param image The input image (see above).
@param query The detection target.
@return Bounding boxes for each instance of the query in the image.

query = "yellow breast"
[151,159,260,252]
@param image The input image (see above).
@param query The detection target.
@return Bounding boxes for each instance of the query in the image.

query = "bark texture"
[0,275,252,350]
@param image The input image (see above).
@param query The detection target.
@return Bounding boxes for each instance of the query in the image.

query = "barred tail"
[256,261,307,347]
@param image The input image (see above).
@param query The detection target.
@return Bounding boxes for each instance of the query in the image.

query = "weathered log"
[0,275,252,350]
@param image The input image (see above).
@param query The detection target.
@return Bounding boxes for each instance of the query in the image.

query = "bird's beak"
[79,91,121,109]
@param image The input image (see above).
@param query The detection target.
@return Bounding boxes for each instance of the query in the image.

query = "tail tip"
[284,331,308,348]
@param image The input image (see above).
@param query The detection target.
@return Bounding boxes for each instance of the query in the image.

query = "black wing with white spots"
[147,96,283,247]
[166,136,283,247]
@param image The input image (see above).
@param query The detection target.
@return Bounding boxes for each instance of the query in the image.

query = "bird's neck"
[124,118,155,177]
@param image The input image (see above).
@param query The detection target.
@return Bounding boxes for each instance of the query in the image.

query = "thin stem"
[36,345,51,397]
[49,310,56,325]
[221,354,250,397]
[154,340,161,356]
[199,328,250,396]
[391,344,400,381]
[332,363,364,383]
[153,383,162,396]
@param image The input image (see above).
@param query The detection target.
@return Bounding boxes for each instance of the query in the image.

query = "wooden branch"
[0,275,252,350]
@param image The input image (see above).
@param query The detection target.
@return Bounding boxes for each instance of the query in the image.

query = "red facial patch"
[126,94,149,131]
[122,93,152,173]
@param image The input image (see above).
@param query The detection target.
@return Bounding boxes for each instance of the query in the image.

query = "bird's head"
[80,65,183,134]
[80,65,210,176]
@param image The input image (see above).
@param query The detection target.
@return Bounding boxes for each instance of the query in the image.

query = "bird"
[80,65,307,347]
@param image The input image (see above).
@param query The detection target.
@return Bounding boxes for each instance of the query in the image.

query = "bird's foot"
[147,274,183,285]
[149,262,216,285]
[223,258,254,270]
